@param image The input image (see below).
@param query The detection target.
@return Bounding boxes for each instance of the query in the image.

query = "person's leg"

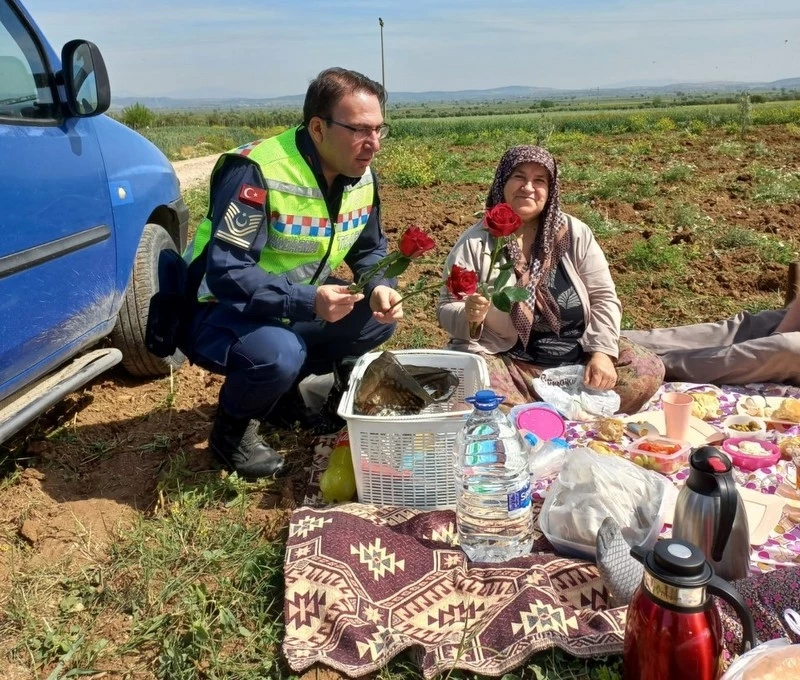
[188,305,306,478]
[219,322,307,419]
[613,338,665,415]
[291,293,396,433]
[776,295,800,333]
[292,294,396,377]
[623,309,787,354]
[654,330,800,385]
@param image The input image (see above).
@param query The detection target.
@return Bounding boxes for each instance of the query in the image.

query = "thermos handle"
[708,575,758,654]
[711,471,737,562]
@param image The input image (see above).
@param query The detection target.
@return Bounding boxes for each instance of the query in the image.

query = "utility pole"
[378,17,386,118]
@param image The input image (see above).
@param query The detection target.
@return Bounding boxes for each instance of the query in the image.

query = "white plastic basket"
[338,349,490,510]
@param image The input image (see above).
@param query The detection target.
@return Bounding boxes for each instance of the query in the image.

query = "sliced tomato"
[639,441,681,455]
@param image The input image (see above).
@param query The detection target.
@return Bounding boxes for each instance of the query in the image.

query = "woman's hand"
[370,285,404,324]
[584,352,617,390]
[464,293,490,327]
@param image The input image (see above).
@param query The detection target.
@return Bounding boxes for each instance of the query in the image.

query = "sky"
[21,0,800,99]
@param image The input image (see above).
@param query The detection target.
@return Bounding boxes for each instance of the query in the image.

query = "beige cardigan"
[437,215,622,359]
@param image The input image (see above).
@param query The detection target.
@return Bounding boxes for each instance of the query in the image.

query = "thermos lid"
[690,445,731,473]
[647,539,713,588]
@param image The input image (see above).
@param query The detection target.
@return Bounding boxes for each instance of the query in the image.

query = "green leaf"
[495,269,511,291]
[238,625,252,638]
[382,256,411,279]
[492,290,512,313]
[504,287,530,303]
[497,261,515,271]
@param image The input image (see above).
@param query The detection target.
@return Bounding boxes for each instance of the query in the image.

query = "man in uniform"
[182,67,403,479]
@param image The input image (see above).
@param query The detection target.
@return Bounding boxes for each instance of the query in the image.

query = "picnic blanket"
[283,381,800,678]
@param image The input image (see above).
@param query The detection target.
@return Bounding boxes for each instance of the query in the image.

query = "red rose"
[446,264,479,299]
[399,225,436,258]
[484,203,522,238]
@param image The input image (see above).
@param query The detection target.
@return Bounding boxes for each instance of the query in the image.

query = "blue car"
[0,0,188,443]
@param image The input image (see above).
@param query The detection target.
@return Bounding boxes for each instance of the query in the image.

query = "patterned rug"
[283,503,624,679]
[283,381,800,678]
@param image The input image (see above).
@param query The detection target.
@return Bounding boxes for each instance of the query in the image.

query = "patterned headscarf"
[486,145,570,345]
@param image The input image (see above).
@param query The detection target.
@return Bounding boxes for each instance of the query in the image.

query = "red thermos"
[623,539,757,680]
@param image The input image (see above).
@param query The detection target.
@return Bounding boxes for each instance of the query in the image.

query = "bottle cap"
[523,432,540,447]
[466,389,505,411]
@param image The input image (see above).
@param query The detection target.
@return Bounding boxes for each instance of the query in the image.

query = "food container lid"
[626,435,691,459]
[515,405,566,441]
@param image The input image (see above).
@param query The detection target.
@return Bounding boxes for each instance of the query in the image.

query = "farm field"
[1,106,799,678]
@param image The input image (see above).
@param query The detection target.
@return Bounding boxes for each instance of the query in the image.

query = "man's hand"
[584,352,618,390]
[370,285,404,324]
[314,285,364,323]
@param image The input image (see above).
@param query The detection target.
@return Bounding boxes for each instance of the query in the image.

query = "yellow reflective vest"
[187,127,375,297]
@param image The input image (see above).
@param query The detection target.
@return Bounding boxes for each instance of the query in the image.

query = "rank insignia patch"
[215,200,264,249]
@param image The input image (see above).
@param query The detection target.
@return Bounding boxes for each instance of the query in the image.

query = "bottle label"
[507,481,531,513]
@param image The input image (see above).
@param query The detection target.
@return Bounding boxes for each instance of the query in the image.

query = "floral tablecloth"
[559,381,800,571]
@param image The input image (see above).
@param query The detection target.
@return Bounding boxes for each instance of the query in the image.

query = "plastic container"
[722,437,780,471]
[539,447,670,561]
[453,390,533,562]
[509,402,566,441]
[625,436,691,475]
[721,414,767,440]
[529,436,568,481]
[542,496,669,561]
[338,350,489,510]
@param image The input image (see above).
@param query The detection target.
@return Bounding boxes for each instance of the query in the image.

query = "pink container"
[721,437,780,471]
[512,403,566,441]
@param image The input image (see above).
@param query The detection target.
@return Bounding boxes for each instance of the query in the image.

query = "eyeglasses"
[324,118,390,141]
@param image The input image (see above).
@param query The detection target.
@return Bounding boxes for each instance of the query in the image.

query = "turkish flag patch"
[238,184,267,207]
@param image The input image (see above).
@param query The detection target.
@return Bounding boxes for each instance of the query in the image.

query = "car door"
[0,0,116,396]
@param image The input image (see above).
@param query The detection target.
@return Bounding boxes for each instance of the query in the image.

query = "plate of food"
[619,411,721,447]
[736,395,800,427]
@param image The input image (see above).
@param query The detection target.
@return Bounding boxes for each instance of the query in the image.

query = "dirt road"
[172,153,218,189]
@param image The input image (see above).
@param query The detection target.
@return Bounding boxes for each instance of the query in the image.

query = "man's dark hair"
[303,67,386,124]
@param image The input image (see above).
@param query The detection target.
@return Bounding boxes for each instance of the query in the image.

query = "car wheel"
[111,223,186,377]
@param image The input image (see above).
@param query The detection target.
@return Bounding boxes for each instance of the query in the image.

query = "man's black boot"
[209,408,286,479]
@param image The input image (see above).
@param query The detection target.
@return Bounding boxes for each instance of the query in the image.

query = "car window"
[0,2,57,120]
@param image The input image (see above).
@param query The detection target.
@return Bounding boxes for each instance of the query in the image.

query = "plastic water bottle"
[453,390,533,562]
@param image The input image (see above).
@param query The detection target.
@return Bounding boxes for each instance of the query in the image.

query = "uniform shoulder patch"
[214,199,264,249]
[239,183,267,207]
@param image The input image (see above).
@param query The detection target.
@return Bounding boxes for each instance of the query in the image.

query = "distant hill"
[111,78,800,111]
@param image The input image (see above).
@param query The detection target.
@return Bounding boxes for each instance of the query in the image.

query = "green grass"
[660,163,695,183]
[389,101,800,140]
[141,125,281,161]
[750,165,800,203]
[0,460,623,679]
[625,235,686,272]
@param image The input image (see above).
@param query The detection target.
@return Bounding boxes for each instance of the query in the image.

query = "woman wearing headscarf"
[437,145,663,415]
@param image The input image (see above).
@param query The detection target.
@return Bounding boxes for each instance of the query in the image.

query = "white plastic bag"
[538,447,669,560]
[721,638,800,679]
[298,373,334,414]
[532,364,620,421]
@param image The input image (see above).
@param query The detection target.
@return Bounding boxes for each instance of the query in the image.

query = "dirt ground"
[0,127,798,672]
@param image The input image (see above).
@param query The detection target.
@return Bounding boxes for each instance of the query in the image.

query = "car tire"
[111,222,186,377]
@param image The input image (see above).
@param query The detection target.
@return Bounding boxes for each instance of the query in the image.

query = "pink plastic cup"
[661,392,694,441]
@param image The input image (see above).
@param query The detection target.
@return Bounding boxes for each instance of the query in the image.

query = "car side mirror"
[60,39,110,117]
